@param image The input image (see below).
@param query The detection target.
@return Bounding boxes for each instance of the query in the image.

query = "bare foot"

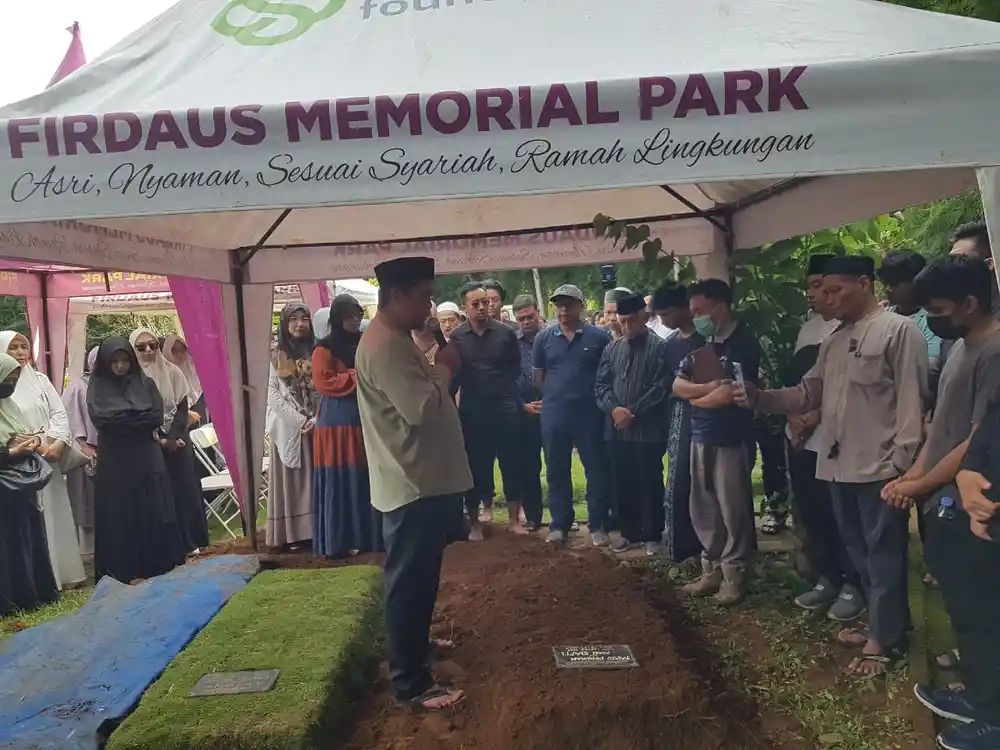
[845,639,892,678]
[468,523,485,542]
[508,521,530,535]
[403,685,466,712]
[519,507,527,524]
[430,637,455,652]
[837,626,870,648]
[478,507,494,524]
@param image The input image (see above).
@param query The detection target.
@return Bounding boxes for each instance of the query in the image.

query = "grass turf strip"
[107,566,383,750]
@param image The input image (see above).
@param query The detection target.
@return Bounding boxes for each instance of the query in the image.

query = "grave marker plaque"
[189,669,280,697]
[552,645,638,669]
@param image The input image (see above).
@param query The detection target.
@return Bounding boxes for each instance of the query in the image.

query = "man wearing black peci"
[355,256,470,712]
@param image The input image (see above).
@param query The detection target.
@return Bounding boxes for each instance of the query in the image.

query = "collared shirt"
[677,320,761,446]
[355,314,472,511]
[532,322,610,413]
[516,329,542,403]
[449,319,521,414]
[755,309,929,484]
[595,330,672,442]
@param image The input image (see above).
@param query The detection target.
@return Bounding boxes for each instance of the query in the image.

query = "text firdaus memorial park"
[2,67,816,210]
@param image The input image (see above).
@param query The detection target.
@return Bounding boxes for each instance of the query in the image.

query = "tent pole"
[232,264,259,552]
[531,268,545,318]
[39,273,54,376]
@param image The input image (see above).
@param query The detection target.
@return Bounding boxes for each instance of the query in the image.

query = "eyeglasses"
[135,342,159,353]
[468,300,490,309]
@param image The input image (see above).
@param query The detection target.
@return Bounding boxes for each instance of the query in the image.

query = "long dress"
[0,447,59,616]
[129,329,209,554]
[265,357,315,547]
[89,342,186,583]
[9,365,86,588]
[61,364,98,558]
[311,346,383,557]
[663,332,704,563]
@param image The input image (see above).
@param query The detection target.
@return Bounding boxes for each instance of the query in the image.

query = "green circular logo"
[212,0,346,46]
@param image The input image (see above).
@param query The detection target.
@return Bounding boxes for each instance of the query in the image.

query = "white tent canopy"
[1,0,999,539]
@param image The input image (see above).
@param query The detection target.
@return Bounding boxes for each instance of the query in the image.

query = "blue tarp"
[0,555,258,750]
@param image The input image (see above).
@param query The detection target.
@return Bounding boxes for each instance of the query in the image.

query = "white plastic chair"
[189,424,241,539]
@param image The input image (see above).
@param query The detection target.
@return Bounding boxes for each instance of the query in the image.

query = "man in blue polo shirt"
[532,284,612,545]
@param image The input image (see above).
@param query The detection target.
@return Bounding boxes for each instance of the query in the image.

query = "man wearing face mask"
[876,256,1000,742]
[724,256,929,678]
[672,279,762,605]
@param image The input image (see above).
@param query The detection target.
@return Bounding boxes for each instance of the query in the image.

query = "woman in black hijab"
[310,295,382,557]
[87,337,185,582]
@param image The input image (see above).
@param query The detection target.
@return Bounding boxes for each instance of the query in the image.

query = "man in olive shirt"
[355,256,471,712]
[717,256,929,676]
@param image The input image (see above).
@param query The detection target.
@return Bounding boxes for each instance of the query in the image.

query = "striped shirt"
[594,330,672,443]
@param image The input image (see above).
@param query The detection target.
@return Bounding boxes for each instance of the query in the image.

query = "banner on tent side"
[0,221,230,280]
[249,219,713,282]
[0,269,41,296]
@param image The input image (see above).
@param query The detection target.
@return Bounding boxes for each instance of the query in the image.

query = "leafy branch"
[593,213,698,284]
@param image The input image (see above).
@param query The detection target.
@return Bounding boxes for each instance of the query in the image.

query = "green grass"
[0,586,92,636]
[107,566,383,750]
[665,554,923,750]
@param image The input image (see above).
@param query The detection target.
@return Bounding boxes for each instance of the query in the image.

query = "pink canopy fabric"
[47,23,86,89]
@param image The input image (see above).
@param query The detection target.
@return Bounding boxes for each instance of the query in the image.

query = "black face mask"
[926,314,968,341]
[0,384,16,399]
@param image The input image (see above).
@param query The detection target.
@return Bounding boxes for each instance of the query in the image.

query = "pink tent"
[0,257,329,514]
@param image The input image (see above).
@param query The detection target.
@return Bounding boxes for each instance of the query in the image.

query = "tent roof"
[1,0,998,274]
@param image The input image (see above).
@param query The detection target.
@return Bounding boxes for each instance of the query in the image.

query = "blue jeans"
[541,405,610,533]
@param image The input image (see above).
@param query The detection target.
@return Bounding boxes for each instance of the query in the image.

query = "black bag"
[0,452,54,493]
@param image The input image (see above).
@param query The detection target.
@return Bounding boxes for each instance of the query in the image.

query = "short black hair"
[458,281,488,301]
[878,249,926,285]
[512,294,536,312]
[952,221,991,259]
[481,278,506,301]
[688,278,733,306]
[913,254,993,313]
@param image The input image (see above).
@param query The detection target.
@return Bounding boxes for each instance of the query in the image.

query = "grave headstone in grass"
[107,566,382,750]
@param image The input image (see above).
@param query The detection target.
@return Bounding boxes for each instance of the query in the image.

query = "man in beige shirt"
[704,255,928,676]
[355,256,471,712]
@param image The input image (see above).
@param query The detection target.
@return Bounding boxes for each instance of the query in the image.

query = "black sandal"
[400,685,466,713]
[846,650,905,678]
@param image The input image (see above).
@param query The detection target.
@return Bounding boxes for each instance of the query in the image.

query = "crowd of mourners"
[2,220,999,748]
[0,330,208,616]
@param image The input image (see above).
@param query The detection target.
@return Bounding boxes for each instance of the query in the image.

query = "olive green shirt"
[355,314,472,512]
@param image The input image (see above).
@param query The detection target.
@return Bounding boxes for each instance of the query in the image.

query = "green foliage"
[882,0,1000,22]
[0,297,27,335]
[84,313,179,351]
[896,190,983,259]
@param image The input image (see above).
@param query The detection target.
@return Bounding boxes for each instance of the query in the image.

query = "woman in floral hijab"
[265,303,320,549]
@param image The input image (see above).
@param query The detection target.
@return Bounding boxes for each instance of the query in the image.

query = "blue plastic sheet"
[0,555,258,750]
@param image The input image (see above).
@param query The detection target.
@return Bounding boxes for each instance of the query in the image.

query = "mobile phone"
[731,362,748,406]
[600,264,617,291]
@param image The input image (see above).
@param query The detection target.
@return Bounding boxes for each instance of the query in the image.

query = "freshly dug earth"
[337,531,793,750]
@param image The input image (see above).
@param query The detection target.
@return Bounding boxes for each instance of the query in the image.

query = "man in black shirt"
[451,282,522,538]
[673,279,761,605]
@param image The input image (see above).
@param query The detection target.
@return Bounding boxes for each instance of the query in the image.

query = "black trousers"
[927,507,1000,724]
[749,418,789,514]
[382,493,461,701]
[609,440,666,544]
[829,480,910,650]
[460,408,518,518]
[786,441,858,587]
[505,415,543,525]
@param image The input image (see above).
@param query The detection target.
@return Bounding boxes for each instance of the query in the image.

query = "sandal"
[845,651,904,678]
[936,648,961,670]
[761,514,786,535]
[400,685,466,713]
[837,626,871,647]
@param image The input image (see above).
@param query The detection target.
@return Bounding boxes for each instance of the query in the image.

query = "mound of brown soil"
[336,531,795,750]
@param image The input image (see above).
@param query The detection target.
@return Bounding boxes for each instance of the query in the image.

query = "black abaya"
[0,450,59,617]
